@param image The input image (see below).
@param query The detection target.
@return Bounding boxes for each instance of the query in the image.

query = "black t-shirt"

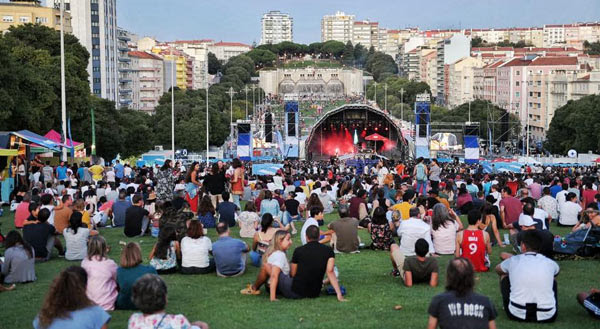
[428,291,497,329]
[291,241,335,298]
[204,173,226,195]
[23,222,55,259]
[171,196,187,210]
[124,206,149,237]
[284,199,300,216]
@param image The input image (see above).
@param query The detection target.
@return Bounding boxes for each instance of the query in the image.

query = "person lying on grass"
[241,227,346,302]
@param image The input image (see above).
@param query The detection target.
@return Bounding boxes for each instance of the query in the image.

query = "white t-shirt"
[300,217,319,245]
[556,190,568,208]
[124,167,132,177]
[500,253,559,321]
[181,236,212,268]
[63,227,90,261]
[559,201,582,225]
[41,204,55,225]
[267,250,289,275]
[533,208,549,230]
[106,170,116,182]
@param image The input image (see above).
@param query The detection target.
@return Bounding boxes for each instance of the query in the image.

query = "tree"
[545,95,600,154]
[584,41,600,55]
[365,52,398,81]
[207,52,221,74]
[321,40,345,58]
[471,36,484,47]
[353,43,368,68]
[342,41,355,65]
[246,48,277,68]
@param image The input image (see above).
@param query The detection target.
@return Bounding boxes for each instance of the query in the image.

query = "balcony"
[117,35,131,42]
[140,77,159,82]
[119,78,132,83]
[118,58,131,63]
[140,87,157,92]
[119,88,132,94]
[118,68,131,73]
[118,46,129,52]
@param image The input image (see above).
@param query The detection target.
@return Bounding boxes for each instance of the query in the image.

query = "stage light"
[375,127,378,131]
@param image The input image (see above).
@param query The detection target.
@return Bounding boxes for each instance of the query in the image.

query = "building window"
[93,55,100,61]
[516,81,520,86]
[516,71,520,76]
[2,16,14,23]
[93,67,100,72]
[516,92,520,97]
[35,17,48,24]
[91,22,99,27]
[93,78,101,83]
[19,16,30,23]
[94,89,101,94]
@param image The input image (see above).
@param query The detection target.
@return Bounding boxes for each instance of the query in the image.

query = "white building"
[436,34,471,105]
[321,11,355,43]
[117,27,138,109]
[128,51,164,114]
[260,10,293,45]
[57,0,119,104]
[447,56,484,108]
[209,42,252,62]
[352,20,380,49]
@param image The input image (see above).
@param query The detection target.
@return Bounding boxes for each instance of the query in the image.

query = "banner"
[252,163,284,176]
[464,136,479,164]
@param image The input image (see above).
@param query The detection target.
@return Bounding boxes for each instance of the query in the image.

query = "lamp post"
[206,85,209,165]
[251,84,256,120]
[226,87,237,135]
[170,49,175,160]
[59,0,67,161]
[243,85,249,119]
[374,81,378,105]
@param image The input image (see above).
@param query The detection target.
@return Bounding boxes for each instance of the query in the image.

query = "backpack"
[416,164,426,181]
[554,225,600,256]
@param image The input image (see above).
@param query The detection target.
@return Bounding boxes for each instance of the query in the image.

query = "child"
[81,236,118,310]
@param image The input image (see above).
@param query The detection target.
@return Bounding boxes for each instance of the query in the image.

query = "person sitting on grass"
[240,230,292,299]
[149,226,180,274]
[394,207,435,257]
[23,207,65,262]
[33,266,111,329]
[368,206,394,251]
[427,258,497,329]
[81,235,118,311]
[300,207,331,245]
[495,229,559,323]
[325,204,360,253]
[115,242,157,310]
[250,213,287,267]
[213,222,249,278]
[1,230,36,284]
[128,274,209,329]
[390,238,438,287]
[216,191,238,228]
[577,286,600,319]
[181,221,215,275]
[455,209,491,272]
[198,195,217,229]
[124,194,150,237]
[63,212,98,261]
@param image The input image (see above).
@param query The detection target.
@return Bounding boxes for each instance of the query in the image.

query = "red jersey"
[461,230,488,272]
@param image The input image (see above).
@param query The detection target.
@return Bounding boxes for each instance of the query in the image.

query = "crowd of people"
[1,154,600,328]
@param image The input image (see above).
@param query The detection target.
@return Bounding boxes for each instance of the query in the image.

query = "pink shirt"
[14,202,30,228]
[431,220,460,255]
[81,256,118,311]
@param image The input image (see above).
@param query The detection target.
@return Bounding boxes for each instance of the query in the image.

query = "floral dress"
[128,313,194,329]
[370,223,394,251]
[156,169,176,202]
[150,241,177,272]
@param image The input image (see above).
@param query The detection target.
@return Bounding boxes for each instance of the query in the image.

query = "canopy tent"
[43,130,84,150]
[0,148,18,156]
[12,130,62,152]
[364,133,388,141]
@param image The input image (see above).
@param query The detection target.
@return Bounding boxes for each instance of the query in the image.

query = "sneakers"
[390,269,401,277]
[240,284,261,295]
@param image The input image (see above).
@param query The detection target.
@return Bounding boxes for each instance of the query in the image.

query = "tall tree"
[546,95,600,154]
[207,52,222,74]
[342,41,355,65]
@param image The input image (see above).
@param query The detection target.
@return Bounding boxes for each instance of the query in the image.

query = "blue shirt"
[550,184,562,198]
[217,201,238,227]
[212,236,248,275]
[56,166,67,180]
[112,200,131,227]
[77,167,86,180]
[33,305,110,329]
[114,163,124,179]
[260,199,281,218]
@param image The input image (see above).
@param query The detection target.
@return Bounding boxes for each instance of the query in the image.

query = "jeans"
[232,194,241,210]
[416,180,427,196]
[282,211,302,225]
[249,251,262,267]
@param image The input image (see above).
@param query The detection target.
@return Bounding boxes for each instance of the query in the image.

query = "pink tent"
[44,129,82,147]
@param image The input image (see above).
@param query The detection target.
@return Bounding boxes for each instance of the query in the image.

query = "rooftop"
[530,56,578,66]
[128,51,162,60]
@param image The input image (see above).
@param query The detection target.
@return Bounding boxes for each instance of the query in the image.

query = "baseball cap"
[518,214,536,227]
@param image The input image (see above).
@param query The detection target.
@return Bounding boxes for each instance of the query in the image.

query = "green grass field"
[1,207,599,329]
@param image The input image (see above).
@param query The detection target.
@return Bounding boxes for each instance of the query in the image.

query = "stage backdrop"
[252,163,284,176]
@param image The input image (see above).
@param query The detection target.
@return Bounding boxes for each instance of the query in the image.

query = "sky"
[107,0,599,44]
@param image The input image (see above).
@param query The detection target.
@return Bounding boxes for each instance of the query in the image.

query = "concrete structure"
[473,60,505,103]
[260,10,292,45]
[447,56,484,108]
[352,20,380,49]
[167,40,210,90]
[321,11,355,43]
[128,51,164,114]
[436,34,471,105]
[209,42,252,62]
[58,0,118,103]
[0,0,71,33]
[161,50,191,91]
[259,67,363,99]
[117,27,138,109]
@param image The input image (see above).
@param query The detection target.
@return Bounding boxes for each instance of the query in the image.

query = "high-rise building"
[321,11,355,43]
[352,20,380,50]
[447,56,484,108]
[117,27,138,109]
[436,34,471,105]
[260,10,293,45]
[128,51,164,114]
[0,0,72,33]
[56,0,119,104]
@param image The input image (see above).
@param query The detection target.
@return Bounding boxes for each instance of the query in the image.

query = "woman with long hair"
[430,203,463,255]
[306,193,324,215]
[156,159,176,202]
[149,226,180,274]
[1,230,36,284]
[249,213,287,267]
[33,266,110,329]
[184,161,201,215]
[198,194,216,228]
[81,236,118,311]
[241,230,292,300]
[115,242,156,310]
[230,158,245,210]
[63,212,97,261]
[368,206,394,251]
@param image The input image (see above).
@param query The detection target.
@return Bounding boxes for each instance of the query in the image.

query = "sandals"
[240,284,261,295]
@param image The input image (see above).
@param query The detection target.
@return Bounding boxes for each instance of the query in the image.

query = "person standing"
[414,157,428,196]
[230,158,245,210]
[429,159,441,192]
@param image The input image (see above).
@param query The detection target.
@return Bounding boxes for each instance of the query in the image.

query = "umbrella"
[364,133,388,141]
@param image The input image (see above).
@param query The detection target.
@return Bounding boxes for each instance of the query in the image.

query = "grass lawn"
[1,207,599,329]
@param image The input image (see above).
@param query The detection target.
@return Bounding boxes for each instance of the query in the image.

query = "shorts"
[583,294,600,319]
[277,272,302,299]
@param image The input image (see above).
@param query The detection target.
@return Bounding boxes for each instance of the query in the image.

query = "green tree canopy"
[545,95,600,154]
[207,52,222,74]
[246,48,277,68]
[342,41,355,65]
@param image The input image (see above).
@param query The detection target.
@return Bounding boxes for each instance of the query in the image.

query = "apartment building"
[117,27,139,109]
[447,56,485,108]
[321,11,355,43]
[436,34,471,105]
[0,0,71,33]
[473,60,505,103]
[210,42,252,62]
[352,20,380,49]
[128,51,164,114]
[58,0,119,103]
[260,10,293,45]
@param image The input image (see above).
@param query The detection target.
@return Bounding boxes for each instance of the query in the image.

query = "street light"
[374,81,378,105]
[243,85,249,119]
[59,0,67,161]
[226,87,237,135]
[170,49,175,160]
